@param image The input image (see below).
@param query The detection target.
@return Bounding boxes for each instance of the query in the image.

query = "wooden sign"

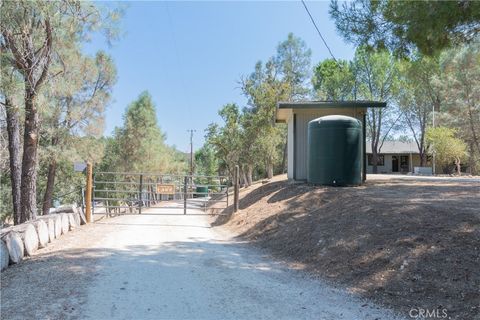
[156,184,175,195]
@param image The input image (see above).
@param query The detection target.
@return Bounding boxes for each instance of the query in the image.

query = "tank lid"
[309,115,361,126]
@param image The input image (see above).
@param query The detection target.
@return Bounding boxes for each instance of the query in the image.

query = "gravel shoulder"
[1,203,403,320]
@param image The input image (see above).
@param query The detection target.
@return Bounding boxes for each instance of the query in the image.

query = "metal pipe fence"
[92,171,230,215]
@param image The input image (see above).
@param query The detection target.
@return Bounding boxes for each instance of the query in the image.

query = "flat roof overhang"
[275,100,387,123]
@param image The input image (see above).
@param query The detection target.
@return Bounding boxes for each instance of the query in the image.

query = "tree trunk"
[42,159,57,216]
[419,152,426,167]
[0,231,23,264]
[455,158,462,176]
[51,214,62,239]
[467,104,480,155]
[241,169,248,187]
[68,213,79,231]
[246,165,253,186]
[281,139,287,173]
[468,143,476,175]
[42,105,61,216]
[77,207,87,225]
[52,204,77,214]
[31,219,49,248]
[36,216,56,242]
[59,213,69,235]
[372,149,378,174]
[2,223,39,256]
[0,240,10,270]
[5,98,22,225]
[20,88,40,222]
[72,208,81,226]
[266,162,274,179]
[17,223,39,256]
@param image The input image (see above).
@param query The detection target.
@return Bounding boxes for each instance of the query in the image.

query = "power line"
[165,3,193,130]
[301,0,337,62]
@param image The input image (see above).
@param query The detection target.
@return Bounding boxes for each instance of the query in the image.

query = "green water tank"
[195,186,208,198]
[307,115,362,186]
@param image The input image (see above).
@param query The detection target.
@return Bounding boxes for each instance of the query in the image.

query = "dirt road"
[1,202,403,320]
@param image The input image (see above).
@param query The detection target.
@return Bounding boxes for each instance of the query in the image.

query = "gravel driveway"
[1,203,404,320]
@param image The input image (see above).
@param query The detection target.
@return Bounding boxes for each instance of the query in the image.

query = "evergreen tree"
[312,59,355,100]
[330,0,480,56]
[116,91,169,173]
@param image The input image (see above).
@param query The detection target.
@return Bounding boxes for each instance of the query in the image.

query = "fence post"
[234,165,239,212]
[85,162,93,223]
[226,182,229,208]
[184,176,188,215]
[149,179,152,205]
[138,174,143,214]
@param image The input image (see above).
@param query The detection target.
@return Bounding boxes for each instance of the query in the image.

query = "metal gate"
[92,171,229,215]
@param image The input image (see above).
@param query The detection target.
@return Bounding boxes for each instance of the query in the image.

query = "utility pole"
[432,105,436,175]
[187,129,196,176]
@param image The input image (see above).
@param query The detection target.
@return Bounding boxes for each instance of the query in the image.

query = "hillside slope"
[211,175,480,320]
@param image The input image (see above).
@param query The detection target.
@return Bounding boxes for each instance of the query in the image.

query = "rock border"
[0,204,85,271]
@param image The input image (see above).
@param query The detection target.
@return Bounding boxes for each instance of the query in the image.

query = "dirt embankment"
[211,175,480,320]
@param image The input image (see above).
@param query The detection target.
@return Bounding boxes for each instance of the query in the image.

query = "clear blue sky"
[84,1,355,153]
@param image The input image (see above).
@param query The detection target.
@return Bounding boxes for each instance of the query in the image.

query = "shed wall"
[287,114,294,179]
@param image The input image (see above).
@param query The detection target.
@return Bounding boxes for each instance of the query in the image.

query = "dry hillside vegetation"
[212,175,480,320]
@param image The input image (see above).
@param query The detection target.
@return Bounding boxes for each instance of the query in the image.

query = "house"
[366,141,457,174]
[275,100,386,182]
[366,141,425,174]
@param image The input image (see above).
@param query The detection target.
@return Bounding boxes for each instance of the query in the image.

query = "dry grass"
[211,175,480,320]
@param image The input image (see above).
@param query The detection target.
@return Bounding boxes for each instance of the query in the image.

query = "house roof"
[276,100,386,122]
[366,141,419,154]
